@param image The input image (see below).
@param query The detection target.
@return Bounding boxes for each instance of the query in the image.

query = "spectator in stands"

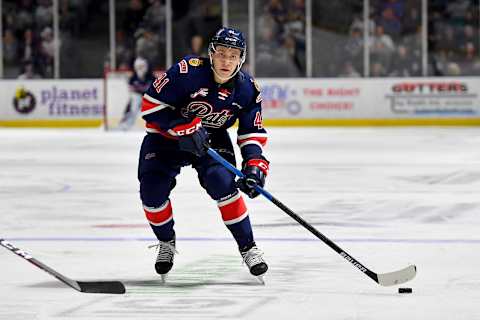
[371,61,388,77]
[288,0,305,22]
[339,61,361,77]
[464,42,477,61]
[460,42,480,75]
[430,49,449,76]
[190,35,207,57]
[115,31,134,70]
[285,0,306,73]
[17,60,42,79]
[40,27,54,58]
[389,44,420,77]
[39,27,54,77]
[256,23,295,77]
[170,0,192,61]
[3,29,19,66]
[446,0,471,26]
[135,28,161,69]
[15,0,35,34]
[60,0,79,36]
[459,25,477,52]
[463,7,476,27]
[436,25,457,60]
[143,0,166,34]
[445,62,461,76]
[2,0,480,79]
[369,25,395,70]
[123,0,147,38]
[402,5,420,36]
[344,27,364,74]
[35,0,53,30]
[257,13,281,42]
[264,0,288,28]
[18,29,39,66]
[377,7,402,39]
[382,0,405,20]
[404,25,422,62]
[256,23,279,58]
[282,33,303,76]
[286,0,306,43]
[197,0,222,39]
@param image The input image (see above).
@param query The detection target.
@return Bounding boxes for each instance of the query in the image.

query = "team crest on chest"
[218,88,231,100]
[181,101,233,128]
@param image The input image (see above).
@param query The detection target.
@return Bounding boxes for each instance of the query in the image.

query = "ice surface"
[1,127,480,319]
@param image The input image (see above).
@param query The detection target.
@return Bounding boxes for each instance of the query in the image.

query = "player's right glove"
[170,117,209,157]
[236,156,269,198]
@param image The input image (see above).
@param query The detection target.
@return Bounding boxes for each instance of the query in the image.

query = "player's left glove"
[236,156,269,199]
[171,117,209,157]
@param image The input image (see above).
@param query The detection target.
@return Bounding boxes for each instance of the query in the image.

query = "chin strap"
[211,66,228,81]
[209,59,242,82]
[208,48,243,82]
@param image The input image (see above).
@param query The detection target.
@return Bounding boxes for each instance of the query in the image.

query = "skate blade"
[255,275,265,285]
[161,274,168,284]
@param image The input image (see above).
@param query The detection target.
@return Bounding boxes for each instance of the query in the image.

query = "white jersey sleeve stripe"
[141,105,171,116]
[237,133,269,140]
[143,93,163,104]
[239,140,264,149]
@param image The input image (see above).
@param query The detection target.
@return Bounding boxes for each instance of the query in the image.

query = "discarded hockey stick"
[207,148,417,287]
[0,238,126,294]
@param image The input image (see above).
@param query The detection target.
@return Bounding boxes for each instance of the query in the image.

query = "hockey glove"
[171,117,209,157]
[236,157,269,198]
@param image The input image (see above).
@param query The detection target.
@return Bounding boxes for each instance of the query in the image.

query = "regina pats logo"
[181,101,234,128]
[13,87,36,114]
[385,82,478,115]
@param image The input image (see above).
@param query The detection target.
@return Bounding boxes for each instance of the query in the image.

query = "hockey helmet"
[133,57,148,78]
[208,27,247,80]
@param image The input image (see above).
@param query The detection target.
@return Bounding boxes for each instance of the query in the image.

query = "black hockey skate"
[240,243,268,284]
[150,237,176,282]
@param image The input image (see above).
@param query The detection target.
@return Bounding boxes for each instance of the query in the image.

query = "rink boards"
[1,76,480,128]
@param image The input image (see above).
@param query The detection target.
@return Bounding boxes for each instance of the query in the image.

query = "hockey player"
[119,57,155,130]
[138,27,269,282]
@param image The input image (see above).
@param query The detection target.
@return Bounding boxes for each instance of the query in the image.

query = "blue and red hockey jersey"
[140,55,268,160]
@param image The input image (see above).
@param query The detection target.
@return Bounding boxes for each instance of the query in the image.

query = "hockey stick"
[207,148,417,287]
[0,238,126,294]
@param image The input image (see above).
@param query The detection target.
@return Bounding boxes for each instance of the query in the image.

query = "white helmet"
[133,57,148,78]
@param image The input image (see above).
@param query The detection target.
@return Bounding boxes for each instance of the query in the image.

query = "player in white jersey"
[119,57,156,130]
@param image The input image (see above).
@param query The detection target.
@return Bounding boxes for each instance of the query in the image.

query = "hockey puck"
[398,287,412,294]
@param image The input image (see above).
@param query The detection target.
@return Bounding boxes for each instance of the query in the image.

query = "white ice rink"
[1,127,479,319]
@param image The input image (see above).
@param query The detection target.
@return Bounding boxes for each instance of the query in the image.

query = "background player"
[138,27,269,282]
[119,57,155,130]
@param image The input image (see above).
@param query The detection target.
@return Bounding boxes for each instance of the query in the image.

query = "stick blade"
[377,265,417,287]
[77,281,126,294]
